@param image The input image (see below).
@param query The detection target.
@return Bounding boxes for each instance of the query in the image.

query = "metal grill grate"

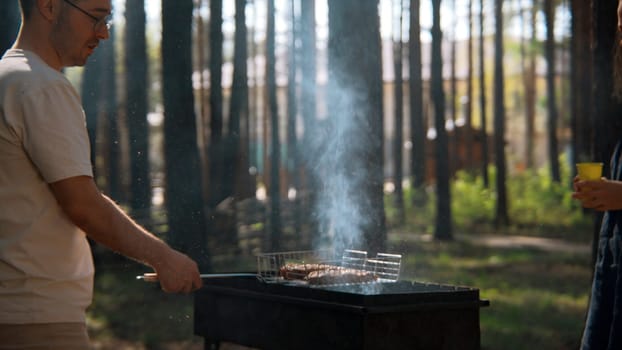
[256,249,402,285]
[367,252,402,282]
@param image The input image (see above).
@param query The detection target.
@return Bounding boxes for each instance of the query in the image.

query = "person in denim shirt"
[573,2,622,348]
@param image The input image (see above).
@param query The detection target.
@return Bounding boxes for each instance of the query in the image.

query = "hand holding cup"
[573,162,605,210]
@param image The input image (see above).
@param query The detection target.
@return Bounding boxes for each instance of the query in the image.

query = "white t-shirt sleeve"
[20,81,93,183]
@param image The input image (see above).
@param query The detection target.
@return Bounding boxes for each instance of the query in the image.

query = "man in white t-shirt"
[0,0,202,347]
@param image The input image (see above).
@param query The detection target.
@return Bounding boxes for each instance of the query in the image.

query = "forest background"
[0,0,620,349]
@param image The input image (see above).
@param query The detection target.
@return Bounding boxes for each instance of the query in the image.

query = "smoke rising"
[307,83,373,255]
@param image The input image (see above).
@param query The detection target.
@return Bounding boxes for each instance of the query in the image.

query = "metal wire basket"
[256,249,402,284]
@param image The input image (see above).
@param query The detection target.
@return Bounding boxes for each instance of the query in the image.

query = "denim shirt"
[581,141,622,350]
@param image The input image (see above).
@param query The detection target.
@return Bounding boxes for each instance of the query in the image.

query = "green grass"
[389,235,591,350]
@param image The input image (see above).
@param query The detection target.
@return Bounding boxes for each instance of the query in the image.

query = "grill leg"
[204,338,220,350]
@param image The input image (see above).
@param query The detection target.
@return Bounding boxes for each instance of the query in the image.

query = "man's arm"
[49,175,202,293]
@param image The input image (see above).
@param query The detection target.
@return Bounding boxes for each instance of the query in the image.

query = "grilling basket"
[137,249,402,287]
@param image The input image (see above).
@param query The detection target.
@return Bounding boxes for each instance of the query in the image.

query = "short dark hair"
[19,0,86,20]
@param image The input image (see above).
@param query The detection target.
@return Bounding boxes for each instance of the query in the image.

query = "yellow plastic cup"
[576,162,603,181]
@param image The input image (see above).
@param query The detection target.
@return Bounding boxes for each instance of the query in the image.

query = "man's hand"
[152,248,203,294]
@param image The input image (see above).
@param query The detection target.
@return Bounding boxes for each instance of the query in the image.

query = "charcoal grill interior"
[194,276,488,350]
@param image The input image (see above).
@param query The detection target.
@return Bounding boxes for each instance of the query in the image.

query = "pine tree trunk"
[478,0,489,187]
[101,27,120,201]
[544,0,561,182]
[125,0,151,213]
[465,0,474,171]
[570,0,592,168]
[590,0,622,265]
[393,0,405,224]
[449,0,459,176]
[162,0,210,271]
[326,0,386,254]
[409,0,427,205]
[431,0,452,240]
[523,0,537,170]
[209,0,224,208]
[227,0,252,200]
[286,0,302,240]
[300,0,319,238]
[82,46,104,178]
[266,0,282,252]
[493,0,509,227]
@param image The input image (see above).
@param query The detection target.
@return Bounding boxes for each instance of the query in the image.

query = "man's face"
[50,0,112,67]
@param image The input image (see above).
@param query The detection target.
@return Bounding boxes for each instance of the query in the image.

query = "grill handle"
[137,272,263,282]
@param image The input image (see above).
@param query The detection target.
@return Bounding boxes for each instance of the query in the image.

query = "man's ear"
[36,0,59,22]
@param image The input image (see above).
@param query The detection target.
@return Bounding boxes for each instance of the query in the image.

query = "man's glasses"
[62,0,112,32]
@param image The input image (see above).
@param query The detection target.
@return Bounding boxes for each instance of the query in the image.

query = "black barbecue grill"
[193,250,489,350]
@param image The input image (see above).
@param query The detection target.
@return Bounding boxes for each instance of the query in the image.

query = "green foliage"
[505,157,585,230]
[392,155,591,238]
[451,170,495,227]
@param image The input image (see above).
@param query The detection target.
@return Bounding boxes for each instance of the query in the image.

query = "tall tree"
[570,0,592,169]
[465,0,474,170]
[493,0,509,226]
[300,0,317,149]
[409,0,427,205]
[326,0,386,254]
[161,0,210,271]
[81,28,117,198]
[81,44,103,172]
[125,0,150,214]
[209,0,225,208]
[393,0,405,224]
[101,26,120,200]
[300,0,318,235]
[196,0,209,203]
[226,0,253,200]
[286,0,302,238]
[544,0,561,182]
[249,0,259,176]
[478,0,489,187]
[431,0,452,240]
[522,0,537,170]
[266,0,282,251]
[0,0,20,56]
[449,0,459,174]
[591,0,622,263]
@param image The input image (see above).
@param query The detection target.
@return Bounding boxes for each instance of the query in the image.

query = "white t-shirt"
[0,49,94,324]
